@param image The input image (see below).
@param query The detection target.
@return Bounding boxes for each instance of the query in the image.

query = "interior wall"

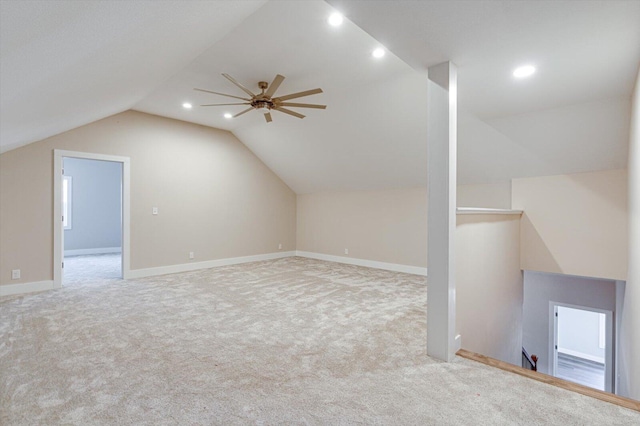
[0,110,296,286]
[512,169,628,281]
[296,188,427,267]
[457,182,511,209]
[455,214,523,366]
[557,306,604,361]
[522,270,616,376]
[63,158,122,252]
[620,67,640,400]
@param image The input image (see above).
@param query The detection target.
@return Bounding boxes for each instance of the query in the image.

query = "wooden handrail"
[457,349,640,412]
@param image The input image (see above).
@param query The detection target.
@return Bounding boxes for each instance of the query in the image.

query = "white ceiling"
[2,1,639,192]
[0,0,266,153]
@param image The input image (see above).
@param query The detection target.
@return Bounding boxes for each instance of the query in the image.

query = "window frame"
[62,175,72,230]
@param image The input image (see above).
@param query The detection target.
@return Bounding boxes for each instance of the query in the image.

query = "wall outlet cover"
[12,269,21,279]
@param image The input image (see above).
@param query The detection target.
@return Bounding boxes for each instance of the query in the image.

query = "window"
[63,175,72,230]
[598,312,606,349]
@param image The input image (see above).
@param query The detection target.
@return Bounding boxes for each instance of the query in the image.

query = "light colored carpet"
[1,257,638,425]
[63,253,122,282]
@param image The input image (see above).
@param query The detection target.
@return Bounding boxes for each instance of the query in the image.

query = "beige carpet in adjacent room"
[1,257,638,424]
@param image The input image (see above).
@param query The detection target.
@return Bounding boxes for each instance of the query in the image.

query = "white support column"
[426,61,458,362]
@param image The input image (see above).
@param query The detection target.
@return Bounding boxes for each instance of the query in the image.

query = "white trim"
[54,150,131,286]
[550,301,614,393]
[64,247,122,256]
[456,207,523,215]
[127,251,296,279]
[295,251,427,276]
[558,347,605,365]
[0,280,57,297]
[62,175,73,229]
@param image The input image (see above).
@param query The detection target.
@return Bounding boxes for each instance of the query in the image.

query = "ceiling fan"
[194,74,326,123]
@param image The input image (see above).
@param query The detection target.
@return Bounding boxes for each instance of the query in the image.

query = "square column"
[427,61,458,362]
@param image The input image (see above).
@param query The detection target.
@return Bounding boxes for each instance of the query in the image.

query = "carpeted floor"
[63,253,122,282]
[1,257,638,425]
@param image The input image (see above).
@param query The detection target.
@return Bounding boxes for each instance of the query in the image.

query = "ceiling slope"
[328,0,640,119]
[135,0,427,194]
[2,1,638,192]
[0,0,267,153]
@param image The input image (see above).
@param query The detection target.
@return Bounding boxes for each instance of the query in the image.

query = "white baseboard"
[3,251,424,296]
[65,247,122,256]
[0,280,59,297]
[295,251,427,276]
[127,251,297,279]
[558,347,605,364]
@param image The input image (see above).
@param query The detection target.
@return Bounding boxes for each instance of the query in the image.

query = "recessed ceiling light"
[182,102,192,109]
[328,12,344,27]
[513,65,536,78]
[372,48,385,58]
[224,113,233,119]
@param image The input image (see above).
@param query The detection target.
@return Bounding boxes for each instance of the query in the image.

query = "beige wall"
[620,67,640,399]
[457,182,512,209]
[296,188,427,267]
[0,110,296,286]
[512,169,628,281]
[455,214,523,365]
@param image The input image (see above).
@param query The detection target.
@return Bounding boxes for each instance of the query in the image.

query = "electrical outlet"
[152,207,158,215]
[189,251,195,260]
[12,269,21,280]
[344,248,349,255]
[278,243,282,250]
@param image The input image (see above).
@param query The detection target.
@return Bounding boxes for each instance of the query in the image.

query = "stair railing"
[522,347,538,371]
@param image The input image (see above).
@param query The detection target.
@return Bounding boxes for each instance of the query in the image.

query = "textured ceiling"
[1,0,639,191]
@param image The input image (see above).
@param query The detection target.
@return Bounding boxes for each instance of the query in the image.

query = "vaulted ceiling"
[1,0,639,193]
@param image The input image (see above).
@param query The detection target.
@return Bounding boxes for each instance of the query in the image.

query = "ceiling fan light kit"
[195,74,326,123]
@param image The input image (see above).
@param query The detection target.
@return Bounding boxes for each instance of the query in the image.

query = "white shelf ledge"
[456,207,523,215]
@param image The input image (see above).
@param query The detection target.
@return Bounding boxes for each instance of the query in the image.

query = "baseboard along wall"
[126,251,297,279]
[2,250,427,297]
[64,247,122,256]
[0,280,60,297]
[295,251,427,276]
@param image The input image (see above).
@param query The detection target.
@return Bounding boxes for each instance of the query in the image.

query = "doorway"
[62,157,122,282]
[551,303,613,392]
[54,150,131,288]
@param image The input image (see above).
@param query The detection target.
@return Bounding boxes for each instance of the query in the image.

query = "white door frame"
[549,301,614,393]
[53,150,131,287]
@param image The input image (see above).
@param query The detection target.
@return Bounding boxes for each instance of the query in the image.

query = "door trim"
[550,301,614,393]
[53,150,131,287]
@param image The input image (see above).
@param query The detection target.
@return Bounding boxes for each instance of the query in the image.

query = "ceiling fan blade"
[200,103,250,107]
[265,74,285,98]
[193,88,250,101]
[276,88,323,101]
[264,112,273,123]
[233,107,254,118]
[279,102,326,109]
[275,107,305,119]
[222,73,256,98]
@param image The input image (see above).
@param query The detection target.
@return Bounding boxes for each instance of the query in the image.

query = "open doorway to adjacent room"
[62,157,123,283]
[54,150,131,288]
[551,303,613,392]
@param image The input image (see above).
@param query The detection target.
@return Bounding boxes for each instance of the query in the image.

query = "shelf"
[456,207,523,215]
